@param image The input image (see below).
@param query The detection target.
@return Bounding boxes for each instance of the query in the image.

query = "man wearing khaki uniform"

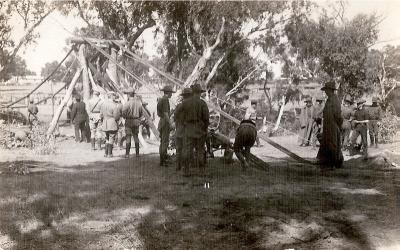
[122,88,143,157]
[100,92,120,158]
[88,91,103,150]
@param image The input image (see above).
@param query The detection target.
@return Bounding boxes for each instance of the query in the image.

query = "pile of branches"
[30,122,57,155]
[379,111,400,143]
[0,110,28,125]
[0,122,31,149]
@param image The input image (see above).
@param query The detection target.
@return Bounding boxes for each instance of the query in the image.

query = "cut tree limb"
[47,68,83,136]
[78,44,90,102]
[203,54,225,89]
[273,96,286,131]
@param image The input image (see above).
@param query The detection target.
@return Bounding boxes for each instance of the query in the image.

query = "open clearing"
[0,134,400,249]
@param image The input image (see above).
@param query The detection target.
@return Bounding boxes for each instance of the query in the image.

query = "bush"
[30,122,57,155]
[378,111,400,143]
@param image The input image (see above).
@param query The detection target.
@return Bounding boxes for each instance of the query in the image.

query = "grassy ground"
[0,135,400,249]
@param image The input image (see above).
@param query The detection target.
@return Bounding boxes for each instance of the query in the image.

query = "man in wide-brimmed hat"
[299,96,314,146]
[368,96,382,148]
[174,87,192,171]
[182,83,209,175]
[341,96,355,150]
[157,85,176,167]
[311,95,325,149]
[349,98,369,157]
[71,95,88,143]
[100,92,121,158]
[122,87,143,157]
[317,81,344,168]
[88,90,104,150]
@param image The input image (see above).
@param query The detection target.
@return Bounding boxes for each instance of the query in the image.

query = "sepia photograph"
[0,0,400,249]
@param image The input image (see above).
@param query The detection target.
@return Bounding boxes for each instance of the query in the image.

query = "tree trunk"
[107,47,119,86]
[273,96,285,131]
[78,44,90,102]
[47,69,82,136]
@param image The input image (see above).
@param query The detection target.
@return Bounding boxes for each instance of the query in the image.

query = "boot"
[370,135,375,147]
[104,143,109,157]
[125,143,131,158]
[135,143,140,157]
[91,139,96,150]
[109,144,113,158]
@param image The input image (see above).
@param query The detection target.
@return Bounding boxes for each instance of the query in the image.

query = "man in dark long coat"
[71,95,88,142]
[317,81,344,168]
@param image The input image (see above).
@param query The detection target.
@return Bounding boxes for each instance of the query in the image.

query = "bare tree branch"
[204,53,225,88]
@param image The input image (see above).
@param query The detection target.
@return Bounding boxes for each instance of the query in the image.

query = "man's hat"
[304,97,312,103]
[250,100,257,105]
[160,85,176,93]
[321,81,337,91]
[180,88,192,96]
[372,96,379,103]
[344,96,354,103]
[191,83,206,93]
[356,99,366,105]
[123,87,135,94]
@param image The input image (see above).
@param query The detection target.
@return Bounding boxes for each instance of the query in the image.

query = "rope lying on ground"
[2,48,74,109]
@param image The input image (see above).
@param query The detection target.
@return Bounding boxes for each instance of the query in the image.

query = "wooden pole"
[51,80,54,117]
[78,44,90,102]
[47,69,82,136]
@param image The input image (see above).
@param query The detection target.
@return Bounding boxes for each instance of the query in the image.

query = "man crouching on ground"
[233,119,257,170]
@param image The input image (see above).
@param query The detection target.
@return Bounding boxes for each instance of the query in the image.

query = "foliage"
[40,60,68,82]
[285,5,379,98]
[0,55,34,81]
[0,0,54,77]
[378,111,400,144]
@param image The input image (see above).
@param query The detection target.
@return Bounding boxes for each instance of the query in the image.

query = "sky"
[9,0,400,76]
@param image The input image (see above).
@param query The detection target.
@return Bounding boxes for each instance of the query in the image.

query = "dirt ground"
[0,129,400,249]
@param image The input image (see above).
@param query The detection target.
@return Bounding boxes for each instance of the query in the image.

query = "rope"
[48,18,316,165]
[2,47,74,108]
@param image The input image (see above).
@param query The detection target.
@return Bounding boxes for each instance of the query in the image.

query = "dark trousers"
[176,137,184,169]
[74,120,86,142]
[125,125,139,144]
[350,126,368,156]
[183,136,206,169]
[233,124,257,166]
[159,126,170,164]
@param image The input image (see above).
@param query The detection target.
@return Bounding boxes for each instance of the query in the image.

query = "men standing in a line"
[122,88,143,158]
[349,99,369,158]
[71,95,88,142]
[317,81,344,169]
[174,88,192,171]
[299,97,314,146]
[100,92,120,158]
[341,96,355,150]
[233,119,258,170]
[157,85,175,167]
[311,96,324,149]
[88,91,103,150]
[182,84,210,175]
[245,100,261,147]
[368,97,382,148]
[27,99,39,129]
[114,95,125,150]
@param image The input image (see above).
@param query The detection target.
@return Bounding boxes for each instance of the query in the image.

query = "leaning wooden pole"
[78,44,90,102]
[47,69,82,136]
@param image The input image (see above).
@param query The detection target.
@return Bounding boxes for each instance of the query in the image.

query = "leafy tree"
[0,55,34,81]
[0,0,55,77]
[284,6,379,99]
[40,61,68,82]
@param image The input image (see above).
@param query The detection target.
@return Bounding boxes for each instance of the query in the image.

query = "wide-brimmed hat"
[123,87,135,94]
[191,83,206,93]
[304,97,312,103]
[160,85,176,93]
[180,88,192,96]
[250,100,257,105]
[372,96,379,103]
[321,81,337,91]
[356,99,366,105]
[344,96,354,103]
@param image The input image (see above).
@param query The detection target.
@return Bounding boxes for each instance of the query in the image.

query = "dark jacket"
[71,101,88,124]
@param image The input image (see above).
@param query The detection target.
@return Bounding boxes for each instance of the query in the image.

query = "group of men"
[159,84,209,175]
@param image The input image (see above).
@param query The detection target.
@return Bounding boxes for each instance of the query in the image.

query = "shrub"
[378,111,400,143]
[30,122,57,155]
